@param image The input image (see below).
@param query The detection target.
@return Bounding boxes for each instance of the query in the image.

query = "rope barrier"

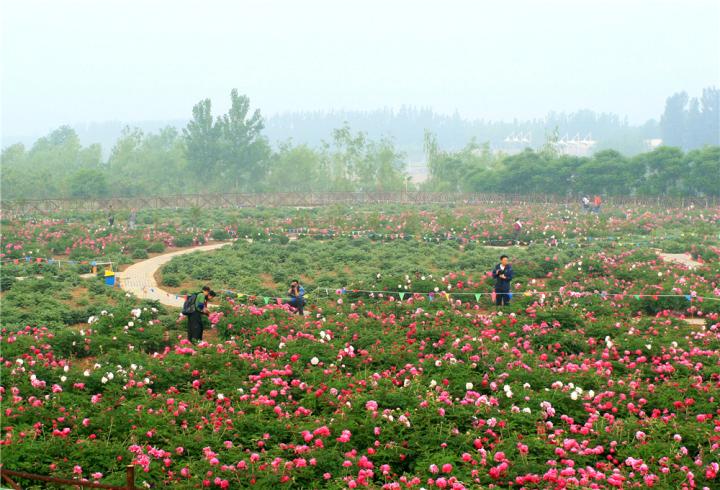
[5,243,716,306]
[112,274,720,304]
[209,285,720,304]
[0,256,114,266]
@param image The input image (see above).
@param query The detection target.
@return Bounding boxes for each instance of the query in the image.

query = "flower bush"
[1,203,719,489]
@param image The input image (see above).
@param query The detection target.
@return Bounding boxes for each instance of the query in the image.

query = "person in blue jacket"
[492,255,514,306]
[287,279,305,315]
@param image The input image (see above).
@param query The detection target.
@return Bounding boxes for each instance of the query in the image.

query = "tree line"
[424,134,719,197]
[265,107,658,158]
[1,89,718,200]
[660,88,719,150]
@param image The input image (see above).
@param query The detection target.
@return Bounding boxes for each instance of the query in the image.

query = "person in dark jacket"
[187,286,216,342]
[492,255,514,306]
[287,280,305,315]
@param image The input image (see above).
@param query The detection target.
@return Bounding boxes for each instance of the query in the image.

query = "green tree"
[107,127,145,196]
[660,92,688,148]
[326,124,366,190]
[425,133,497,192]
[68,168,109,198]
[216,89,271,190]
[184,90,270,192]
[0,144,29,199]
[699,87,719,147]
[371,137,407,191]
[576,149,634,195]
[634,146,685,196]
[183,98,220,175]
[265,143,325,192]
[685,146,720,196]
[1,126,95,198]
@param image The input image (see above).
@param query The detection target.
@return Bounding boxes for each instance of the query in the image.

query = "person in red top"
[593,195,602,213]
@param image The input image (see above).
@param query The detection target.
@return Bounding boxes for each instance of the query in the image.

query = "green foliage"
[146,242,165,253]
[68,168,109,198]
[211,229,230,241]
[131,249,149,259]
[1,274,16,291]
[173,235,194,248]
[0,273,129,328]
[161,274,181,287]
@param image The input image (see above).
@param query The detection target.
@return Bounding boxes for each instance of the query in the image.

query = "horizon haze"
[2,0,719,147]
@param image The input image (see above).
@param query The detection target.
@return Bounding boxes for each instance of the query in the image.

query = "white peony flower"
[310,357,319,365]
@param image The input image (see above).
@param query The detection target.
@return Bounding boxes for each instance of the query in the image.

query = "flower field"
[2,203,720,489]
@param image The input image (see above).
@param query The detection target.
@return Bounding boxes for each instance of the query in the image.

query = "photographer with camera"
[287,279,306,315]
[181,285,217,342]
[491,255,514,306]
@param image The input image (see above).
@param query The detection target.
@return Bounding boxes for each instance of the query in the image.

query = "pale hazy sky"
[2,0,719,140]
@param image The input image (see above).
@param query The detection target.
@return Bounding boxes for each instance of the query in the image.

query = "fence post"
[126,465,135,490]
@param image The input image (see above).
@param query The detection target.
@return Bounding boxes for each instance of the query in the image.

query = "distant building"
[498,132,533,155]
[494,132,598,157]
[552,134,597,157]
[644,138,663,151]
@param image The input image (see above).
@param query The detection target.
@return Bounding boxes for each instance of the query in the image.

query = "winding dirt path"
[116,242,232,307]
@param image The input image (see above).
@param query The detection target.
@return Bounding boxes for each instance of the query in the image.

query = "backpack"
[182,292,199,315]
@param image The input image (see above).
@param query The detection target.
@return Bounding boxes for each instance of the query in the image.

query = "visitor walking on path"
[492,255,514,306]
[593,195,602,213]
